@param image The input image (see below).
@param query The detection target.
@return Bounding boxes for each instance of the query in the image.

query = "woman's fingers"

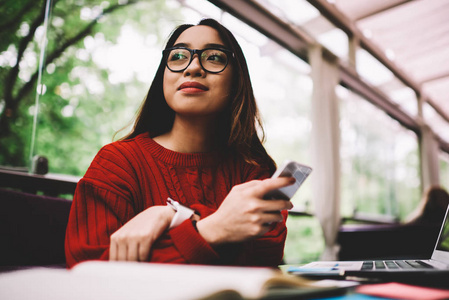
[261,210,285,223]
[108,205,176,262]
[110,235,152,262]
[127,240,139,261]
[116,237,128,261]
[138,240,152,262]
[255,177,296,199]
[262,199,294,212]
[109,240,118,261]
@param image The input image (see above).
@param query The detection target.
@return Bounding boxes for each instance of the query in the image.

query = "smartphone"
[264,160,312,200]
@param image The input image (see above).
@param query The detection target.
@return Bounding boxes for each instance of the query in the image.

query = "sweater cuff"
[169,219,219,264]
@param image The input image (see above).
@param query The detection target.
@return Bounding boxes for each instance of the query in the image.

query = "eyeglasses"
[163,47,234,74]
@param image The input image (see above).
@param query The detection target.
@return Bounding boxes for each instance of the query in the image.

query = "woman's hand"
[196,177,295,246]
[109,205,175,262]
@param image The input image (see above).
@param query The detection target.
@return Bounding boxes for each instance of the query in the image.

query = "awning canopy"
[331,0,449,136]
[210,0,449,145]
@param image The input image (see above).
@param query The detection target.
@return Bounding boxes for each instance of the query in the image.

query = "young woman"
[65,18,294,268]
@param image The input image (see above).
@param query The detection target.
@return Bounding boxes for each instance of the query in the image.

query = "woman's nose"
[184,55,205,77]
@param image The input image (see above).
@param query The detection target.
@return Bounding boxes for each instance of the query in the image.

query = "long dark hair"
[120,18,275,173]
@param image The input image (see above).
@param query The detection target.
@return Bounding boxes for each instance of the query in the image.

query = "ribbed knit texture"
[65,132,287,268]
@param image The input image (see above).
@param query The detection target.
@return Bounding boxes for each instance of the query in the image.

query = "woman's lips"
[178,81,209,93]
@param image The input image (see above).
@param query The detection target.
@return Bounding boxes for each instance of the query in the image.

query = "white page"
[0,261,282,300]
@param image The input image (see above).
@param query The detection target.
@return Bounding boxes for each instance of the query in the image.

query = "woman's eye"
[205,53,226,64]
[170,52,188,61]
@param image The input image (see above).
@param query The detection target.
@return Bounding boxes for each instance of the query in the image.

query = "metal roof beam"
[306,0,421,95]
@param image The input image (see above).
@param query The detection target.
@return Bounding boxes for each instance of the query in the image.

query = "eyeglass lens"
[166,48,229,73]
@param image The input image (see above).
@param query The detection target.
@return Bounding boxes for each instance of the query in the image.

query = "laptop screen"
[432,205,449,263]
[436,211,449,251]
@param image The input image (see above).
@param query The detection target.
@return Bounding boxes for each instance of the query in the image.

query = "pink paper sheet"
[357,282,449,300]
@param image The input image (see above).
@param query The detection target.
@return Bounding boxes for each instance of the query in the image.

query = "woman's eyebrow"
[205,43,227,49]
[173,42,189,48]
[172,42,227,49]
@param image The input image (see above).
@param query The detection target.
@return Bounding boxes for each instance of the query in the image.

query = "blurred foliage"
[338,92,421,221]
[284,215,324,264]
[441,157,449,192]
[0,0,183,175]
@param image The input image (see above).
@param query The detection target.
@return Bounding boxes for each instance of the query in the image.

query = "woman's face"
[163,25,234,119]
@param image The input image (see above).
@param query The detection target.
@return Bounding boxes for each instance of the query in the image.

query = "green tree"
[0,0,182,175]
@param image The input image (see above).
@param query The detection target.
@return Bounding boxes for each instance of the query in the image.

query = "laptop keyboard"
[362,260,434,270]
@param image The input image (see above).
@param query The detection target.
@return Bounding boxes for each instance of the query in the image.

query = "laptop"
[288,206,449,281]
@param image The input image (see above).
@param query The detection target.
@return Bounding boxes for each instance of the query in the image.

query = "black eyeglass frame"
[162,47,235,74]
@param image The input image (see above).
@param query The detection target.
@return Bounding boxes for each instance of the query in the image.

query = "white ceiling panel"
[330,0,449,139]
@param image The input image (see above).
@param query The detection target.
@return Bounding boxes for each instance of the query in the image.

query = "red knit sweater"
[65,133,287,268]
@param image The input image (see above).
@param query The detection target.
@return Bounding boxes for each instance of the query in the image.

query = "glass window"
[339,86,421,220]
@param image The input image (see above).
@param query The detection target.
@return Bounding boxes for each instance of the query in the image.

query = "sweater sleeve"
[150,220,220,264]
[148,203,223,264]
[240,210,288,267]
[65,178,221,266]
[65,143,141,268]
[65,179,126,267]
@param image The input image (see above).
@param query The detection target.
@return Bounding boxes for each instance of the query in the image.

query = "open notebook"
[290,205,449,280]
[0,261,357,300]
